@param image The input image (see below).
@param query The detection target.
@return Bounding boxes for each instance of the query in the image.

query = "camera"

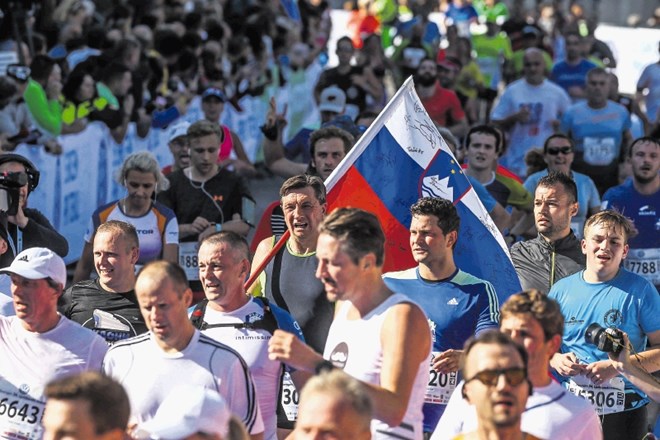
[584,323,624,355]
[0,171,27,216]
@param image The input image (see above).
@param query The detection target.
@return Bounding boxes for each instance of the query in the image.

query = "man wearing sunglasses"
[449,331,537,440]
[524,134,601,239]
[434,290,601,440]
[511,171,586,295]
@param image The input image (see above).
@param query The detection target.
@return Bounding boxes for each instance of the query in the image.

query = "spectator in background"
[60,67,108,133]
[416,58,468,139]
[24,55,63,137]
[524,134,601,239]
[0,154,69,268]
[93,62,135,143]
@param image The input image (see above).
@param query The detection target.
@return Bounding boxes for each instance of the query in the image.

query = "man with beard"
[415,58,467,139]
[511,172,585,294]
[602,137,660,291]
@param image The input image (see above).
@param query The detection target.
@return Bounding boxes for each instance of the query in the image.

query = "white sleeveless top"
[323,293,430,440]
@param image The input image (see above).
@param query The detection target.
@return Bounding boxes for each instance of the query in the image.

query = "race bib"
[425,352,458,405]
[0,384,46,440]
[179,242,200,281]
[583,137,616,166]
[624,248,659,287]
[280,372,299,422]
[566,375,626,415]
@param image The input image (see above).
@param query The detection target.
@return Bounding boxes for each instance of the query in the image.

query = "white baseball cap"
[135,386,231,439]
[167,120,191,143]
[0,247,66,286]
[319,86,346,114]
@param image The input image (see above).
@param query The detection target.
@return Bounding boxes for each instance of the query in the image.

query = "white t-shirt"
[200,299,302,440]
[491,79,571,178]
[324,294,431,440]
[103,330,264,436]
[0,315,108,439]
[432,380,602,440]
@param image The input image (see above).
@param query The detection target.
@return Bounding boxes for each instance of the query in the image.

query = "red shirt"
[420,83,466,127]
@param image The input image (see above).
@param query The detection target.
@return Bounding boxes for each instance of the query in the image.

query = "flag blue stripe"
[353,121,520,302]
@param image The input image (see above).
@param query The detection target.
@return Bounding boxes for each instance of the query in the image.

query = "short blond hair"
[583,210,637,242]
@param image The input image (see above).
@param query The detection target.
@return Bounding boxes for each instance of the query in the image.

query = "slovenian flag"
[324,77,521,303]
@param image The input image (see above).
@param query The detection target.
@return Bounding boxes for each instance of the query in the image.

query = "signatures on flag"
[404,115,438,150]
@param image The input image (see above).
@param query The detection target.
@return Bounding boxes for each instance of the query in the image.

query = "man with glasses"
[524,134,601,239]
[561,67,633,195]
[491,48,571,179]
[510,172,586,294]
[434,291,601,440]
[445,331,537,440]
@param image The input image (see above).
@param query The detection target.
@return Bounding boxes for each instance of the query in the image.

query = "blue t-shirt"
[383,267,499,432]
[602,179,660,251]
[548,269,660,409]
[524,170,601,238]
[550,59,598,96]
[602,179,660,289]
[560,100,631,192]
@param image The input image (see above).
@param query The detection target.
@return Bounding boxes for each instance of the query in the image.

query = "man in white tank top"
[268,208,432,440]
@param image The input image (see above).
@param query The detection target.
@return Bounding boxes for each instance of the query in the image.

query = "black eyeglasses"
[546,146,573,156]
[465,367,527,387]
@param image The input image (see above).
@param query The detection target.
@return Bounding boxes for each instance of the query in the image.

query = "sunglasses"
[465,367,527,387]
[546,146,573,156]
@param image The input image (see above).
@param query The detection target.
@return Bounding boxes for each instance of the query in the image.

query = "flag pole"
[244,230,290,291]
